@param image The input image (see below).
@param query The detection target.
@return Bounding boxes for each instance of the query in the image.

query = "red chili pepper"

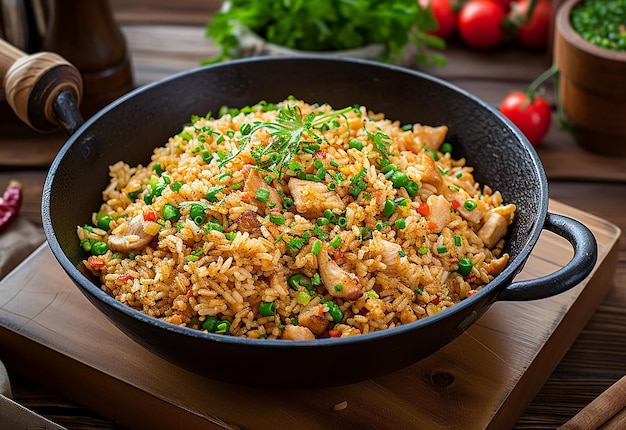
[451,199,460,209]
[186,286,193,298]
[333,249,344,261]
[431,296,440,305]
[143,212,156,222]
[328,329,342,338]
[0,181,22,232]
[87,256,106,270]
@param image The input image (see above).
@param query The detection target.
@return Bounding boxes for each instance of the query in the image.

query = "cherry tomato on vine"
[419,0,457,39]
[499,92,551,146]
[510,0,553,49]
[494,0,516,12]
[458,0,507,49]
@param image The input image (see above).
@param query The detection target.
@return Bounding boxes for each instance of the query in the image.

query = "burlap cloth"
[0,216,46,281]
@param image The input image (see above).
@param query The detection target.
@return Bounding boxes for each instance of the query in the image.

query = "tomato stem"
[525,63,558,101]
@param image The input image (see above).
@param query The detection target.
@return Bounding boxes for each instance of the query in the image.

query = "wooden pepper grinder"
[43,0,134,118]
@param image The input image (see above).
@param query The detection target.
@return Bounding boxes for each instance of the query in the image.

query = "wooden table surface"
[1,1,625,428]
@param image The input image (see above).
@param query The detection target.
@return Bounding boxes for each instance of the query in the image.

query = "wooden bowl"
[554,0,626,156]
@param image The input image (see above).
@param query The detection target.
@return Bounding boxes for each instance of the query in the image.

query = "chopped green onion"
[283,197,294,209]
[415,287,424,295]
[202,316,218,332]
[162,203,180,221]
[255,188,270,203]
[437,246,448,254]
[454,235,462,246]
[329,235,342,249]
[206,185,226,202]
[297,291,311,305]
[367,290,379,299]
[288,274,303,290]
[382,199,397,217]
[311,239,322,256]
[398,250,406,257]
[418,247,429,254]
[458,258,473,276]
[152,163,163,176]
[327,182,337,191]
[327,302,344,322]
[337,217,347,227]
[317,217,330,226]
[269,213,285,225]
[314,159,324,169]
[190,204,207,225]
[224,232,237,240]
[330,160,339,168]
[215,319,231,334]
[259,301,276,316]
[171,181,183,192]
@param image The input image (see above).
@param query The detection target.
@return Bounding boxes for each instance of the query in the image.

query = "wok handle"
[498,212,598,301]
[0,37,83,134]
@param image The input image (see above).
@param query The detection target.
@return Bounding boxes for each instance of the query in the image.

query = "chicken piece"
[414,124,449,151]
[478,212,510,249]
[444,189,488,225]
[425,194,452,233]
[108,214,159,252]
[370,233,402,273]
[287,177,346,218]
[399,125,448,153]
[485,254,510,276]
[297,304,329,335]
[282,325,315,340]
[418,151,444,193]
[242,165,282,212]
[317,247,363,301]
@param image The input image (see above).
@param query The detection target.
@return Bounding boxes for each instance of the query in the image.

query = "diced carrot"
[418,202,430,216]
[329,329,342,338]
[143,212,156,222]
[428,221,438,230]
[87,256,106,270]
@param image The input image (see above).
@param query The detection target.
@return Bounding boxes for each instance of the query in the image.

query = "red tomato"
[419,0,457,39]
[511,0,553,49]
[494,0,516,11]
[499,92,551,146]
[457,0,507,49]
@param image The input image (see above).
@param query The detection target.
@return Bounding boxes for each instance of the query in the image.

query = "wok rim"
[42,55,548,350]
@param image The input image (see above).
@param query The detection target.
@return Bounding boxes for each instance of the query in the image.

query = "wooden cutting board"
[0,200,620,430]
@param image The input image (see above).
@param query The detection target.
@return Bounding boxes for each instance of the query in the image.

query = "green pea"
[391,171,409,188]
[202,316,218,332]
[97,215,113,231]
[91,241,109,256]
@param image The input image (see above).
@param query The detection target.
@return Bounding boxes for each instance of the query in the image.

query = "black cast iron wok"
[1,40,597,388]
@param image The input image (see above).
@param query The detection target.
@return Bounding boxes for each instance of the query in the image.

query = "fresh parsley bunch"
[204,0,445,66]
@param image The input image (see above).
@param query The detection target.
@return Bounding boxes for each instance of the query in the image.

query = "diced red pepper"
[451,199,460,209]
[87,256,106,270]
[418,202,430,216]
[431,296,440,305]
[314,149,326,159]
[143,211,157,222]
[118,274,133,283]
[333,249,344,261]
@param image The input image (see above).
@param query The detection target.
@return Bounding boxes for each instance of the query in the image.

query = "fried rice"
[77,98,515,340]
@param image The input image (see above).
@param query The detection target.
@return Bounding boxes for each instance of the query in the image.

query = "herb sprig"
[224,104,356,178]
[204,0,445,66]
